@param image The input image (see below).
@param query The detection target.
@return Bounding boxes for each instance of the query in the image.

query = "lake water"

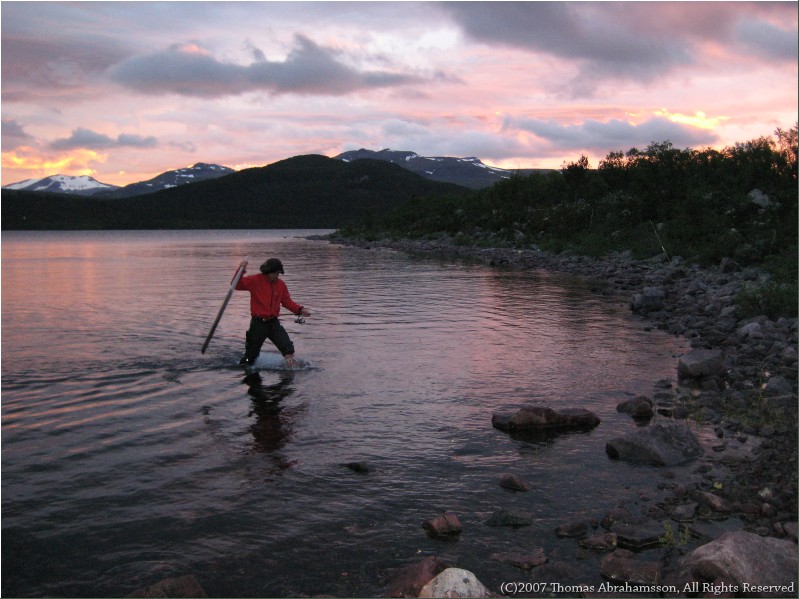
[2,230,690,597]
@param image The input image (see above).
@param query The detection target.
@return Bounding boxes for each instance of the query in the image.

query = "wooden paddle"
[201,256,248,354]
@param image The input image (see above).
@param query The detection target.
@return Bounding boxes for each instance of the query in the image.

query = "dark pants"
[243,317,295,364]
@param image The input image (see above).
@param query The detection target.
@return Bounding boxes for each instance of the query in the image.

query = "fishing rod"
[201,256,248,354]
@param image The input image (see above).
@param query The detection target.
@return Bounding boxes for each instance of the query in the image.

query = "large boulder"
[677,349,724,381]
[605,422,703,466]
[679,531,797,597]
[418,568,493,598]
[492,406,600,432]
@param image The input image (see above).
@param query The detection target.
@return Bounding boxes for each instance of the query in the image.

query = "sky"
[2,1,797,187]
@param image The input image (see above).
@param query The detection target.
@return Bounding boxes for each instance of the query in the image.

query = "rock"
[491,406,600,432]
[748,189,771,208]
[499,473,528,492]
[668,503,698,522]
[485,509,534,528]
[719,257,740,273]
[579,532,618,551]
[679,531,798,596]
[343,461,370,473]
[600,549,661,585]
[423,512,462,538]
[418,568,492,598]
[605,422,704,466]
[677,349,724,380]
[555,520,588,538]
[616,396,654,421]
[608,520,665,550]
[693,491,733,513]
[128,575,207,598]
[737,322,764,341]
[384,556,450,598]
[763,375,793,396]
[631,287,666,314]
[490,548,548,570]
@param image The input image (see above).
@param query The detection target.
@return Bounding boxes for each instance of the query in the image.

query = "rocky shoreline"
[131,234,796,598]
[323,234,797,597]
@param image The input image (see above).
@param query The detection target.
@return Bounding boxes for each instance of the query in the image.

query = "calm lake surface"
[2,230,689,597]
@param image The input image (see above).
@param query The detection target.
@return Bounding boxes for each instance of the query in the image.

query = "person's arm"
[279,282,310,316]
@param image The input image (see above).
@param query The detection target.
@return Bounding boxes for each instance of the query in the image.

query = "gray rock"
[737,322,764,341]
[677,349,724,380]
[418,568,492,598]
[616,396,654,420]
[631,287,666,314]
[763,375,793,396]
[605,422,704,466]
[748,189,771,208]
[679,531,797,596]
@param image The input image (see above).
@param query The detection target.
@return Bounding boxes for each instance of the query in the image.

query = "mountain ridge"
[4,150,546,196]
[1,154,470,230]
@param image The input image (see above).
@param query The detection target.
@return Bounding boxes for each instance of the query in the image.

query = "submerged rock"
[490,548,548,570]
[605,422,703,466]
[423,512,462,538]
[485,508,534,528]
[492,406,600,432]
[499,473,529,492]
[128,575,207,598]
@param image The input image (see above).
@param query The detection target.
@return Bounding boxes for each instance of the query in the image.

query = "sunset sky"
[2,1,797,187]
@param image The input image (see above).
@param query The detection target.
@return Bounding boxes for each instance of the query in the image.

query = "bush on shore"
[340,126,798,318]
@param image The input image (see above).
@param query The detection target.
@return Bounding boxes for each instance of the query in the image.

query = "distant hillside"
[335,148,548,189]
[1,154,469,230]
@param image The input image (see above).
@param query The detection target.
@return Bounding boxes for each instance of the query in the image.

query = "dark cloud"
[1,33,131,103]
[109,34,428,98]
[2,118,34,150]
[440,2,798,95]
[736,20,798,62]
[505,116,719,153]
[50,127,157,150]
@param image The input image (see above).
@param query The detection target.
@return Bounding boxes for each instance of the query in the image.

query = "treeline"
[343,127,797,309]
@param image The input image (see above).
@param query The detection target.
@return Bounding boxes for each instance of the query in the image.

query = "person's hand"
[239,260,248,269]
[285,354,299,368]
[300,308,311,317]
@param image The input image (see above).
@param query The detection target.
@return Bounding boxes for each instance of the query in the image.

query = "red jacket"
[235,270,302,319]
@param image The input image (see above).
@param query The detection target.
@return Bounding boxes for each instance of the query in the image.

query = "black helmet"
[260,258,284,274]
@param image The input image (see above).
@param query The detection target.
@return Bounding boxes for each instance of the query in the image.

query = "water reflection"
[243,372,296,466]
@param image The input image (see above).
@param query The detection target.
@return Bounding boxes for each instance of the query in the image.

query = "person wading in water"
[234,258,311,369]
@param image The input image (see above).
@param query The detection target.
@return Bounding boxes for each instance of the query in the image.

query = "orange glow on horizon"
[1,148,106,179]
[653,108,729,130]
